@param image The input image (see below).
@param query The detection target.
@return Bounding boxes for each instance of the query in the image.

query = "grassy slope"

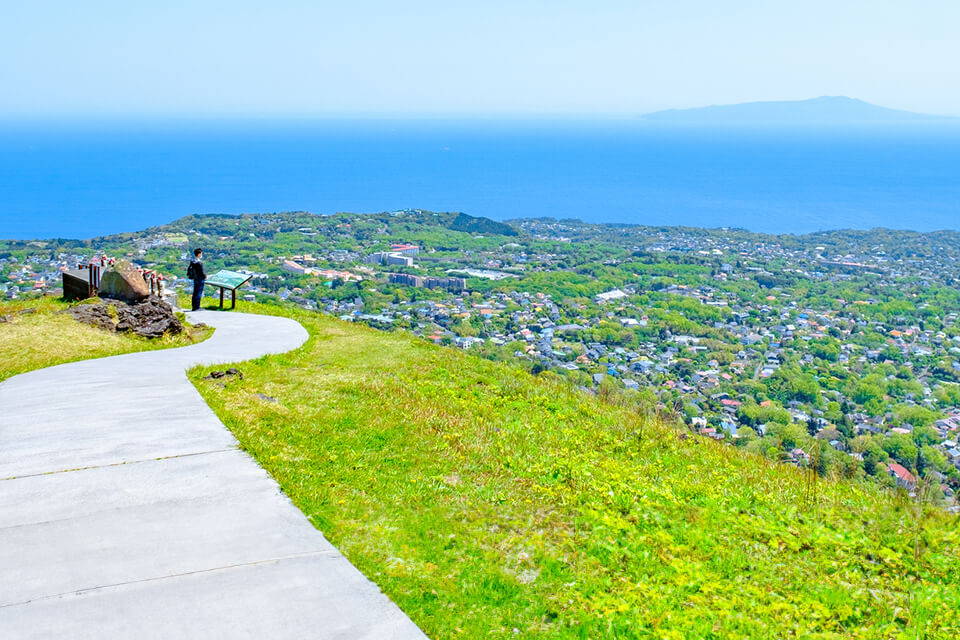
[192,303,959,639]
[0,297,211,382]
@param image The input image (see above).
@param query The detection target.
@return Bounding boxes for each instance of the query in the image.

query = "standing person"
[188,248,207,311]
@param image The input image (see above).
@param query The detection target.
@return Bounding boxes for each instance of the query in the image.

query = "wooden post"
[231,288,236,309]
[219,287,224,309]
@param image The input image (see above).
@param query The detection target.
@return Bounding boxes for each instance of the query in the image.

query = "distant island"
[642,96,955,123]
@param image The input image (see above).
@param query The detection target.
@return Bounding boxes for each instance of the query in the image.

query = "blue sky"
[1,0,957,118]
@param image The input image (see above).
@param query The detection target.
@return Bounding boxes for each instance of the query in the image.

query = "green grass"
[0,296,212,382]
[192,302,959,639]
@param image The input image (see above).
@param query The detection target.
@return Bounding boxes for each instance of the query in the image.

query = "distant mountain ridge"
[642,96,954,123]
[446,212,518,236]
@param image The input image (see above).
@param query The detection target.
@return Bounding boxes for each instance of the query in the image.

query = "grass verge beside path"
[192,302,959,639]
[0,297,212,382]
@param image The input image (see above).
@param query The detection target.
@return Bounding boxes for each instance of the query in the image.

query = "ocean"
[1,119,959,239]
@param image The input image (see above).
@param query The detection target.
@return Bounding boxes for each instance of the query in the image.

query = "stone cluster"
[68,297,183,339]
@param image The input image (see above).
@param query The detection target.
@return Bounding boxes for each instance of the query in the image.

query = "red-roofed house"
[887,462,917,490]
[390,244,419,256]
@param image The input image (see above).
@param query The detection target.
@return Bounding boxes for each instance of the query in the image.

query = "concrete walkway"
[0,310,427,639]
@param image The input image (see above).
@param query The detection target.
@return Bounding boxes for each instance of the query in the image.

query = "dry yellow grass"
[0,296,211,382]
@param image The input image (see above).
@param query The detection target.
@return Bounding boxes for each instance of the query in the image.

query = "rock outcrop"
[98,260,150,302]
[68,297,183,338]
[67,302,116,333]
[115,297,184,338]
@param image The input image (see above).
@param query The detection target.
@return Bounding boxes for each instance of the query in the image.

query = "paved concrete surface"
[0,310,427,639]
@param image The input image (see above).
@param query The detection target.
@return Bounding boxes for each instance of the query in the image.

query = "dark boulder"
[67,302,116,332]
[67,297,182,339]
[115,297,183,338]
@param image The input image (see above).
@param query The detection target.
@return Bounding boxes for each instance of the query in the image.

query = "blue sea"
[1,119,959,239]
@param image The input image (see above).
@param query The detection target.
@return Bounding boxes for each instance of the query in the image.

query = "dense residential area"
[5,210,960,504]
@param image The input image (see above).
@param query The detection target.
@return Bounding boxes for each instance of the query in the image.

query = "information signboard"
[205,270,253,309]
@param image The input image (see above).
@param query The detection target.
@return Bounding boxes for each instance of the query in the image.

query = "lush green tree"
[882,434,918,469]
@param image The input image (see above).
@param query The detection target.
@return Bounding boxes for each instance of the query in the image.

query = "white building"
[596,289,627,303]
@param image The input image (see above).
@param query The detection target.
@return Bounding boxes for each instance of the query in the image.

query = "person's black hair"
[193,248,203,256]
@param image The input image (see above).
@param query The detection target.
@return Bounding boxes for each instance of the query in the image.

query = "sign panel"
[206,270,252,290]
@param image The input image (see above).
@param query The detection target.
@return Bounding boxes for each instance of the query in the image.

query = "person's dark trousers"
[191,279,205,311]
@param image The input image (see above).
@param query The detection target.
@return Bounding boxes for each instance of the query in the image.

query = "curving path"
[0,310,427,639]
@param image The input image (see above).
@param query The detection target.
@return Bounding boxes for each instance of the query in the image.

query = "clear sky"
[2,0,958,118]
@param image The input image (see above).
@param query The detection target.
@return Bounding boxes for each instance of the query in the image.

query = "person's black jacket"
[189,257,206,281]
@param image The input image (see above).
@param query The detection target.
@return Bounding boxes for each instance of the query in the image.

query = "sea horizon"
[3,118,960,240]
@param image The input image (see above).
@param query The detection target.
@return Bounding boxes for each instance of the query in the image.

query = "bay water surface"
[1,119,959,239]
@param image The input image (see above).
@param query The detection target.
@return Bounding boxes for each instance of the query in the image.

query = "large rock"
[66,301,116,332]
[68,297,183,339]
[115,297,183,338]
[98,260,150,302]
